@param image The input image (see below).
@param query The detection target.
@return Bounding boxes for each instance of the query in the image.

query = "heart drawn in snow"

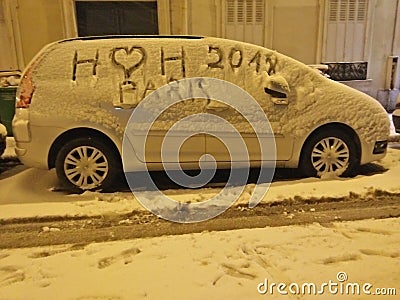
[112,47,145,77]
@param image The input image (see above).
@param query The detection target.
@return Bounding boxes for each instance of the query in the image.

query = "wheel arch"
[48,128,122,169]
[299,122,362,165]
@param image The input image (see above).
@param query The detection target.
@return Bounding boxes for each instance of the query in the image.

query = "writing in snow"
[71,44,279,107]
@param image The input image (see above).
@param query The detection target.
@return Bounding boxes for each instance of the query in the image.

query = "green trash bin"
[0,87,17,136]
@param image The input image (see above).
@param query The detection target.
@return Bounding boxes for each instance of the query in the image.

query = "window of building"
[75,1,159,36]
[225,0,265,46]
[325,0,369,62]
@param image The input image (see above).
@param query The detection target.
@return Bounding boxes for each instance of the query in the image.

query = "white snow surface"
[1,138,16,158]
[0,142,399,299]
[0,218,399,299]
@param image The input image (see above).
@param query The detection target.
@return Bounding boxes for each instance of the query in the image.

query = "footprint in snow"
[98,247,141,269]
[359,249,400,258]
[0,266,25,287]
[28,244,88,259]
[322,253,361,264]
[355,227,395,235]
[0,253,9,260]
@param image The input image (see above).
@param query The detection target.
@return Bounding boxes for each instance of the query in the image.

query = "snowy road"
[1,191,399,249]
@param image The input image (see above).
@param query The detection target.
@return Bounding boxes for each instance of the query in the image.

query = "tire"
[0,122,6,157]
[0,136,5,157]
[300,129,359,178]
[55,137,121,192]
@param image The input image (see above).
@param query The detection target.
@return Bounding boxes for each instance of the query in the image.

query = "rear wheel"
[0,136,5,157]
[300,129,359,177]
[55,137,121,192]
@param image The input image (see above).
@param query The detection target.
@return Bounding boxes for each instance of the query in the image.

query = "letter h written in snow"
[161,47,186,82]
[72,50,99,83]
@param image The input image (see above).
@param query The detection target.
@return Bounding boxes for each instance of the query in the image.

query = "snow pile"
[1,137,16,158]
[0,75,20,87]
[0,217,398,299]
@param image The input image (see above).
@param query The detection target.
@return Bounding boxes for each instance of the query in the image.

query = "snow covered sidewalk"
[0,217,398,299]
[0,142,399,299]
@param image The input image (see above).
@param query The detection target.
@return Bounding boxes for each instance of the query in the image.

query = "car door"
[203,42,293,163]
[129,100,207,165]
[120,39,208,165]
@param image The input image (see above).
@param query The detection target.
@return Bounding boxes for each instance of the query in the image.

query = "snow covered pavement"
[0,217,398,299]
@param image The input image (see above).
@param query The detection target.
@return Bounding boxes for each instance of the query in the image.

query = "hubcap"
[311,137,350,174]
[64,146,108,189]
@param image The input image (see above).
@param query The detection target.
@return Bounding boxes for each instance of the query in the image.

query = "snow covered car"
[12,36,390,192]
[0,121,6,157]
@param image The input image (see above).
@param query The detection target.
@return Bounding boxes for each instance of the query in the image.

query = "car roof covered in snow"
[59,35,205,44]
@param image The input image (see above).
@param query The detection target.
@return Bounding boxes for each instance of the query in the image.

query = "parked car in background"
[392,95,400,133]
[12,36,390,192]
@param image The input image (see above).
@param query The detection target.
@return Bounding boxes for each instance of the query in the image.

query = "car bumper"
[360,139,388,165]
[14,140,49,169]
[373,140,388,154]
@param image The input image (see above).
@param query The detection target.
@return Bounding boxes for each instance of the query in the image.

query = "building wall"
[186,0,321,64]
[266,0,322,64]
[188,0,218,37]
[170,0,187,35]
[370,0,400,109]
[16,0,65,66]
[0,0,18,71]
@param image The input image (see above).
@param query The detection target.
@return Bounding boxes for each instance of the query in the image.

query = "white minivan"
[13,36,390,192]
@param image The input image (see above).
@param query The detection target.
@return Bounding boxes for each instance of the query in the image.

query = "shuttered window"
[225,0,264,46]
[325,0,368,62]
[75,1,159,36]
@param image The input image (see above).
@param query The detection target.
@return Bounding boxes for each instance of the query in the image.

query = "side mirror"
[263,74,290,104]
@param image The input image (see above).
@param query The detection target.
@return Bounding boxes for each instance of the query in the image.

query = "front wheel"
[300,130,359,177]
[55,137,121,192]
